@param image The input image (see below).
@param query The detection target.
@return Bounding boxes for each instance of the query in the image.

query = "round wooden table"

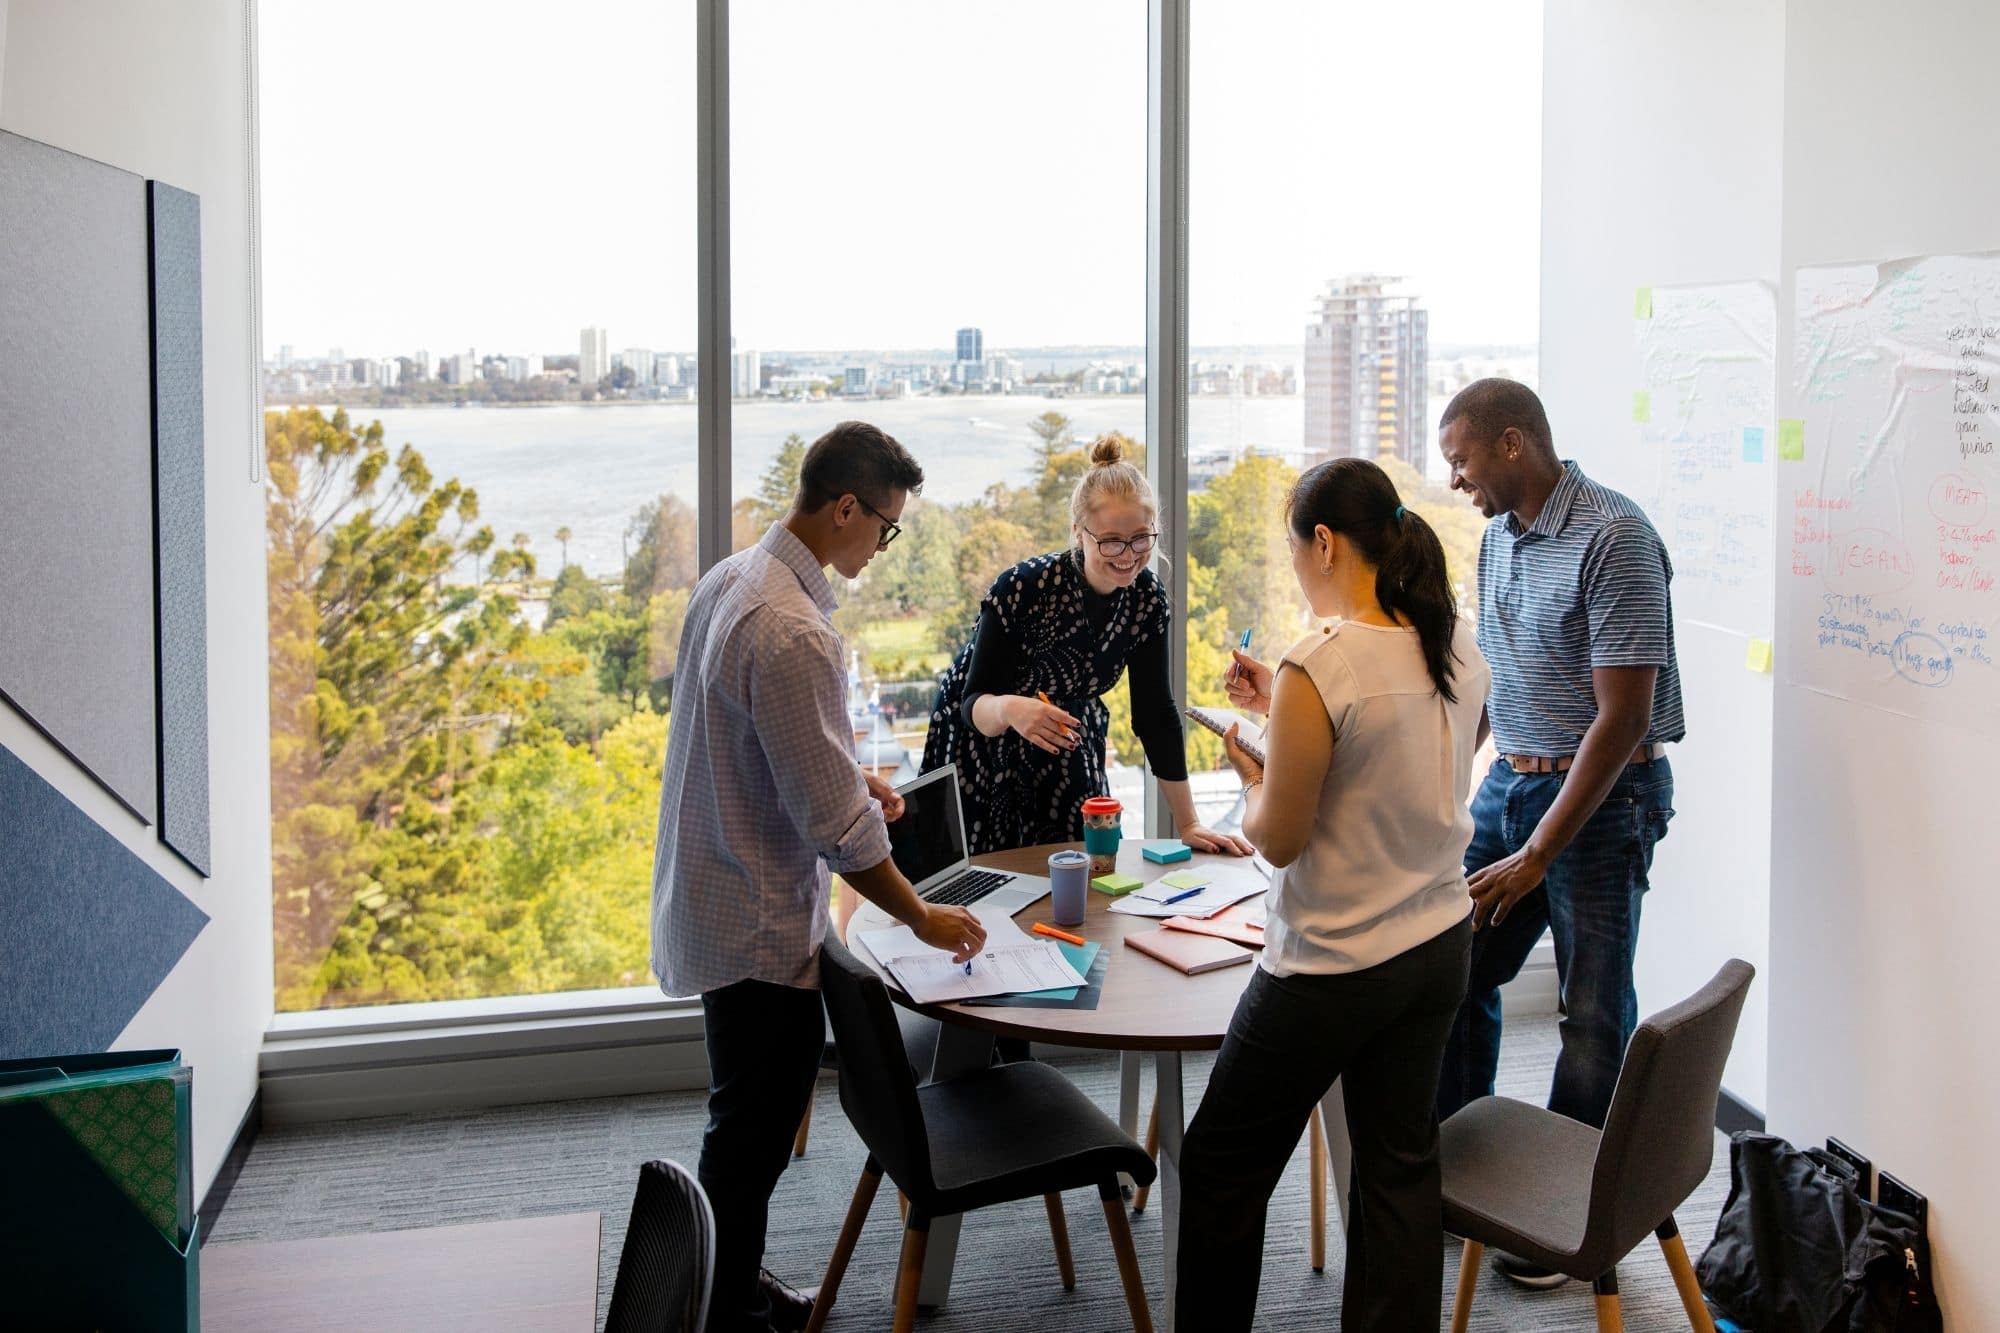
[845,838,1327,1331]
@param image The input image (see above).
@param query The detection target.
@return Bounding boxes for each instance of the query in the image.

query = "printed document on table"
[881,940,1087,1004]
[855,904,1031,969]
[1109,861,1269,919]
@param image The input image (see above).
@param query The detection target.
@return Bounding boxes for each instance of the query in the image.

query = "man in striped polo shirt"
[1434,379,1683,1289]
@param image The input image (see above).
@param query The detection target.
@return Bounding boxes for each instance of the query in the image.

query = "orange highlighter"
[1033,921,1086,946]
[1036,690,1074,743]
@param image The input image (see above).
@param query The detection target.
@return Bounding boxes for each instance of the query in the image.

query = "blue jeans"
[1436,756,1675,1129]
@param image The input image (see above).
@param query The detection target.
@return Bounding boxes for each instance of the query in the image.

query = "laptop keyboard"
[924,868,1014,907]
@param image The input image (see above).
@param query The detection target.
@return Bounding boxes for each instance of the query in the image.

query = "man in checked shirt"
[652,422,986,1333]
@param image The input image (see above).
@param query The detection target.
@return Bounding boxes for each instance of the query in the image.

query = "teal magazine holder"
[0,1049,199,1330]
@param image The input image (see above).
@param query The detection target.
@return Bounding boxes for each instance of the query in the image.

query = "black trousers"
[698,977,826,1333]
[1176,916,1473,1331]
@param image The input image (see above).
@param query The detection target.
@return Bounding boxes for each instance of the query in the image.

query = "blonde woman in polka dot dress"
[921,434,1252,858]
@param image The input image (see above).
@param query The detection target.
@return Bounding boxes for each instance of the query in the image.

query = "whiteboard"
[1632,282,1777,637]
[1786,254,2000,725]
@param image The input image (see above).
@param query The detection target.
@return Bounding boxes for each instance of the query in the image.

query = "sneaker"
[1492,1251,1570,1290]
[757,1268,818,1332]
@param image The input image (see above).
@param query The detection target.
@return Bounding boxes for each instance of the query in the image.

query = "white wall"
[1771,3,2000,1324]
[1539,0,1783,1111]
[0,0,272,1198]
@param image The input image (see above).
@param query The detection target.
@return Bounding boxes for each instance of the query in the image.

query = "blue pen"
[1158,886,1204,905]
[1226,627,1252,682]
[963,958,974,975]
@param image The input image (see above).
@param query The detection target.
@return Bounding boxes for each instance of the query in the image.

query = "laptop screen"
[885,770,967,889]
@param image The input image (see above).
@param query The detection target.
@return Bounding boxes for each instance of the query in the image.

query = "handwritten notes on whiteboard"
[1633,282,1777,638]
[1786,254,2000,725]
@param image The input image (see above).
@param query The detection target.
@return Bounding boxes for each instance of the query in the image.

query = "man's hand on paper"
[915,904,986,962]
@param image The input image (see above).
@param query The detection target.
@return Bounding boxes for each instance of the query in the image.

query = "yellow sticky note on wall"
[1777,419,1805,461]
[1635,287,1654,319]
[1632,390,1652,423]
[1745,638,1774,674]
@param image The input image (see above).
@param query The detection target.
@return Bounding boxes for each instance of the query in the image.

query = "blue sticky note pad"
[1742,426,1766,463]
[1141,840,1192,864]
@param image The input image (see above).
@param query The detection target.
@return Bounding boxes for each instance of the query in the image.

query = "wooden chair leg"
[804,1161,882,1333]
[1132,1100,1161,1212]
[1657,1217,1717,1333]
[1308,1103,1327,1272]
[1593,1269,1624,1333]
[1450,1239,1483,1333]
[897,1189,908,1222]
[1100,1184,1155,1333]
[891,1219,930,1333]
[1044,1193,1077,1290]
[792,1097,814,1158]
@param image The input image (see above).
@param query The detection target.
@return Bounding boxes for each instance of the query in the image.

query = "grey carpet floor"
[209,1015,1728,1330]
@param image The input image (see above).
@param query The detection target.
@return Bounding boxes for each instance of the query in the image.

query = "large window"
[261,1,697,1009]
[257,1,1542,1015]
[1183,0,1541,825]
[727,1,1148,807]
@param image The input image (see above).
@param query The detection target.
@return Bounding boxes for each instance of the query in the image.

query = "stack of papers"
[856,906,1088,1005]
[1108,861,1269,919]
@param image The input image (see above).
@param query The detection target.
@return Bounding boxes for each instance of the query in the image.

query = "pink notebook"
[1124,927,1255,975]
[1162,901,1265,949]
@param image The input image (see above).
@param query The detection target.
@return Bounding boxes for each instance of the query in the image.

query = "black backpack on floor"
[1696,1132,1942,1333]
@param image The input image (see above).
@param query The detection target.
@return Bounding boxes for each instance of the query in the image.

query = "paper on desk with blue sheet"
[879,939,1087,1004]
[1107,859,1269,919]
[961,940,1103,1008]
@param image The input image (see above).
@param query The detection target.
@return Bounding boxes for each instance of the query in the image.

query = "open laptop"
[886,764,1051,913]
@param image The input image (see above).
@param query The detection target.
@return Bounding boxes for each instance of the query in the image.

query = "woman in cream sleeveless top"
[1176,457,1491,1332]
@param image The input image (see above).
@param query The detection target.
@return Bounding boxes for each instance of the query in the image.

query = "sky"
[258,0,1542,361]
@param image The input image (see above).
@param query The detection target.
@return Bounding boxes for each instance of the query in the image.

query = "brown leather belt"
[1500,743,1666,775]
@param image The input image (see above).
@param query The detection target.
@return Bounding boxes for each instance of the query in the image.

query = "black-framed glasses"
[855,497,902,549]
[1080,526,1158,558]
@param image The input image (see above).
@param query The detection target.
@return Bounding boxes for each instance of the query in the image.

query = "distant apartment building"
[956,326,983,363]
[732,348,761,397]
[579,326,610,386]
[621,348,655,385]
[413,348,434,382]
[843,365,871,395]
[504,354,543,382]
[443,349,479,385]
[1303,275,1429,470]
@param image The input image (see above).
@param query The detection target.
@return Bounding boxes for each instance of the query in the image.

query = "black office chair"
[807,933,1158,1333]
[1443,959,1755,1333]
[603,1158,715,1333]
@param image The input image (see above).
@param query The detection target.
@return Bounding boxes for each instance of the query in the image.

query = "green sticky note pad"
[1092,872,1142,895]
[1635,286,1653,319]
[1160,869,1210,890]
[1632,390,1652,423]
[1778,418,1805,461]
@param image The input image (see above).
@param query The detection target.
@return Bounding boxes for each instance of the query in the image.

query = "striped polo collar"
[1510,459,1587,539]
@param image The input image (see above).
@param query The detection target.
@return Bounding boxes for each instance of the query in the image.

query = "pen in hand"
[1225,628,1252,682]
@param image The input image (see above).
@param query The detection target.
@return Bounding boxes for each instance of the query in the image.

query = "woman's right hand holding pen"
[1223,650,1275,716]
[1005,694,1080,754]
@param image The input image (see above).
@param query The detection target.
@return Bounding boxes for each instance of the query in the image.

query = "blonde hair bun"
[1069,432,1157,535]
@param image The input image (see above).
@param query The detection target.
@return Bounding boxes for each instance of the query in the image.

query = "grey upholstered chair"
[603,1158,715,1333]
[809,933,1158,1333]
[1443,959,1755,1333]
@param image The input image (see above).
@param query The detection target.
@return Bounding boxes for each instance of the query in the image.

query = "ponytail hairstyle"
[1286,457,1461,703]
[1068,432,1157,541]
